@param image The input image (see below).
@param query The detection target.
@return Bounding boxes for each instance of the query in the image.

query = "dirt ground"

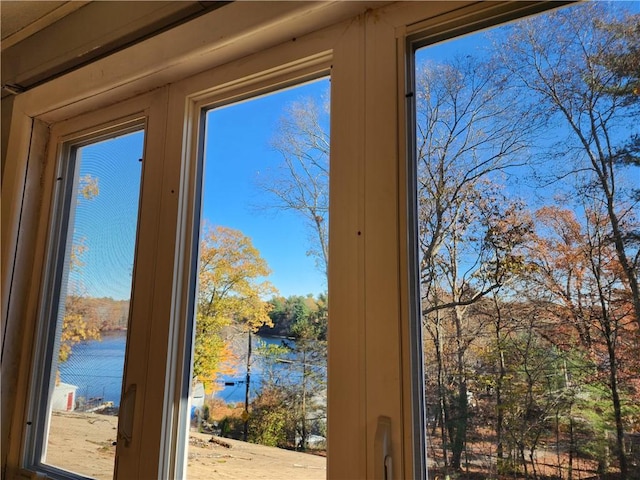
[46,411,325,479]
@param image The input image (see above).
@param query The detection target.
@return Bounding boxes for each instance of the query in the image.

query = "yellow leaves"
[194,224,278,391]
[69,240,88,271]
[57,172,101,363]
[58,310,101,363]
[198,225,276,326]
[58,344,72,364]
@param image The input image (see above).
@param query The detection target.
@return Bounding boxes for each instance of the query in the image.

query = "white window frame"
[4,89,170,480]
[163,52,334,479]
[1,2,562,479]
[25,115,146,478]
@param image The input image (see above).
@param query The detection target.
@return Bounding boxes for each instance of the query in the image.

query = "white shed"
[51,382,78,412]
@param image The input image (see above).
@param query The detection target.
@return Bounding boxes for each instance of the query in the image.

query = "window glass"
[185,79,330,479]
[414,3,640,478]
[40,130,144,479]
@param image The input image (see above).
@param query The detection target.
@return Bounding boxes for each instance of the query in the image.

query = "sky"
[69,132,143,301]
[67,20,490,303]
[201,78,330,298]
[69,79,330,301]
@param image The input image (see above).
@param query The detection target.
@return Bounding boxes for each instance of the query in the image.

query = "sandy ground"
[46,411,326,479]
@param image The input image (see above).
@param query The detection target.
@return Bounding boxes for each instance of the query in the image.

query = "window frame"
[163,54,334,478]
[401,2,571,477]
[1,3,566,479]
[24,117,146,479]
[4,89,170,480]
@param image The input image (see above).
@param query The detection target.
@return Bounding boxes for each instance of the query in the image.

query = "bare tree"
[417,4,639,476]
[417,55,534,470]
[497,3,640,331]
[259,95,329,278]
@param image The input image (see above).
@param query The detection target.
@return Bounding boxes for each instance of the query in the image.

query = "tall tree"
[287,300,327,451]
[255,294,327,451]
[417,54,534,469]
[259,95,329,277]
[526,205,638,477]
[497,3,640,331]
[194,225,276,393]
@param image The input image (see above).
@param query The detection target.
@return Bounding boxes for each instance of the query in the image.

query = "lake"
[58,332,126,407]
[57,333,312,407]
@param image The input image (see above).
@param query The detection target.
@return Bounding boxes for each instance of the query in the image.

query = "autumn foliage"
[419,3,639,478]
[194,225,276,393]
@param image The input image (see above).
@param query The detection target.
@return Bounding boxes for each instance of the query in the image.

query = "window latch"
[118,384,137,447]
[375,416,393,480]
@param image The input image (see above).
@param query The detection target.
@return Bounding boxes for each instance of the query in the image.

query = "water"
[57,334,311,407]
[214,335,295,404]
[58,332,126,407]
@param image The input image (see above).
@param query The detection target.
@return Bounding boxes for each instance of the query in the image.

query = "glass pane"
[414,3,640,479]
[43,130,144,479]
[186,79,329,479]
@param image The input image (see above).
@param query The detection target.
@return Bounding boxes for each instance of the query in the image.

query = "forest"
[415,3,639,478]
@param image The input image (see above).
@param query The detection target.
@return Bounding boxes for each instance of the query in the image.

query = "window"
[3,4,595,480]
[409,2,640,478]
[26,124,144,479]
[183,79,330,479]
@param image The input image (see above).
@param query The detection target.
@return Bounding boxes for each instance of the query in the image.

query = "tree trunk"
[529,449,538,480]
[568,414,574,480]
[606,336,628,478]
[450,382,468,469]
[244,330,252,442]
[519,442,529,479]
[600,163,640,333]
[433,312,450,467]
[496,339,506,472]
[492,295,506,474]
[300,348,308,451]
[450,306,469,470]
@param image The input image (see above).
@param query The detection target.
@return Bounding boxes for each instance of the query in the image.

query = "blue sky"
[69,1,639,302]
[201,78,330,298]
[70,132,143,300]
[71,79,329,301]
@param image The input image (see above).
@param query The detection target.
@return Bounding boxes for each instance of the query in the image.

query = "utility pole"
[301,348,307,451]
[243,330,252,442]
